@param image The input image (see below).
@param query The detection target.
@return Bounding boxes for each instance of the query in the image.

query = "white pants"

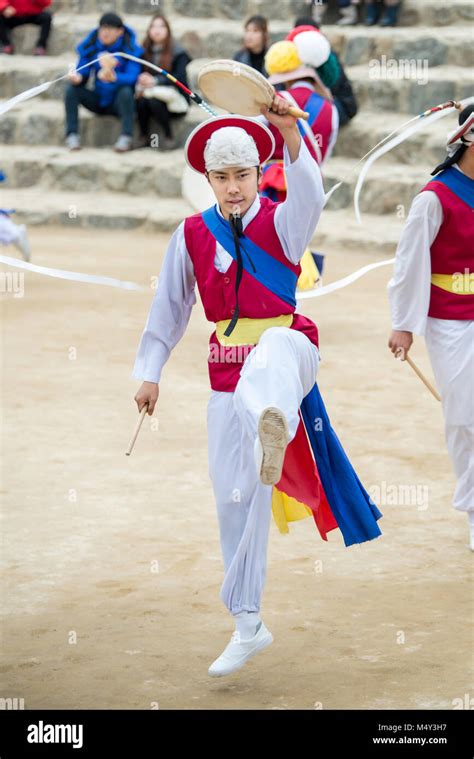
[206,327,319,616]
[425,317,474,513]
[0,215,20,245]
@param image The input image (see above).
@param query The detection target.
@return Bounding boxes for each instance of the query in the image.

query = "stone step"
[0,144,186,197]
[346,64,471,116]
[0,140,434,212]
[332,108,458,167]
[49,0,297,22]
[5,10,474,63]
[0,185,403,253]
[47,0,474,26]
[0,97,209,147]
[2,23,472,102]
[2,51,470,120]
[328,25,473,68]
[185,59,473,116]
[315,208,403,255]
[0,186,194,232]
[322,157,427,215]
[1,12,285,59]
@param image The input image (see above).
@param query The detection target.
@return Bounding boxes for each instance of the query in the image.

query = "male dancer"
[132,96,381,677]
[388,104,474,550]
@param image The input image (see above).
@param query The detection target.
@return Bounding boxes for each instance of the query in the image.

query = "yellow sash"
[431,273,474,295]
[215,314,293,347]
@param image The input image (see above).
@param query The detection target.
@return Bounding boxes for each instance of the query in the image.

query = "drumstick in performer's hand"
[127,382,159,455]
[394,347,441,402]
[388,330,440,401]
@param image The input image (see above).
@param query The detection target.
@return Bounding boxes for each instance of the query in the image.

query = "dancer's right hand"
[388,330,413,357]
[134,382,159,415]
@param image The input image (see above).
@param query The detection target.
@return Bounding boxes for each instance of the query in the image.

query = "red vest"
[421,180,474,319]
[268,86,334,164]
[184,197,319,391]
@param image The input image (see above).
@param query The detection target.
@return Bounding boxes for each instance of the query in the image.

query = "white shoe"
[208,621,273,677]
[113,134,133,153]
[337,5,358,25]
[254,406,289,486]
[65,132,81,151]
[311,3,326,25]
[13,224,30,261]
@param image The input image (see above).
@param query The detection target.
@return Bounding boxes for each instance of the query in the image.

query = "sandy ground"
[0,225,472,710]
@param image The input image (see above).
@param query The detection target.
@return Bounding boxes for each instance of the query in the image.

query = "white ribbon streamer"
[0,252,395,299]
[296,256,395,299]
[0,254,145,290]
[354,95,474,224]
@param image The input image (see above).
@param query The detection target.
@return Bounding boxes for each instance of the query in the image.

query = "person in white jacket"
[387,105,474,551]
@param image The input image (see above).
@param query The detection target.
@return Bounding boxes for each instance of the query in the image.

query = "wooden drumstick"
[268,99,309,121]
[284,104,309,120]
[125,403,149,456]
[396,348,441,402]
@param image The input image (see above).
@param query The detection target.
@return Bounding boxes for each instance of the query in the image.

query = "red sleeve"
[27,0,53,10]
[0,1,10,11]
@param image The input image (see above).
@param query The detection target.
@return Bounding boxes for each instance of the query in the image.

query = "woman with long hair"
[233,15,269,76]
[136,13,192,150]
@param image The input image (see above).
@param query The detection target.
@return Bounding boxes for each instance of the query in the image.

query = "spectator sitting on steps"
[364,0,402,26]
[233,14,270,77]
[135,13,192,152]
[308,0,401,26]
[64,12,143,153]
[0,0,52,55]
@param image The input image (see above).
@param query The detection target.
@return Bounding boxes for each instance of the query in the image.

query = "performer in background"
[388,104,474,550]
[259,33,339,290]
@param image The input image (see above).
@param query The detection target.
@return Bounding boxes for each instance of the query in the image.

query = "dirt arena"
[1,226,472,710]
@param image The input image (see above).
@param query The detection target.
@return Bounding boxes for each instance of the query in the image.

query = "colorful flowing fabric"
[201,204,383,546]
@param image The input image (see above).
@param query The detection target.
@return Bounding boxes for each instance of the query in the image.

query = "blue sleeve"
[75,40,91,83]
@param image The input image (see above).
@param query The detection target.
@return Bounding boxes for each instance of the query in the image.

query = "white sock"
[234,611,262,640]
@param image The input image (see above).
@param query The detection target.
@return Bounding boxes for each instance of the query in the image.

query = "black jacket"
[143,44,193,105]
[331,52,358,126]
[233,47,268,77]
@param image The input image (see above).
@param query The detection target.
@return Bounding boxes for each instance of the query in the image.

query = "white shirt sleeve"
[274,137,325,264]
[131,221,197,383]
[387,190,443,336]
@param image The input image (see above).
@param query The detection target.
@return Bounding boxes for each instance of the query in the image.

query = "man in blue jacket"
[64,12,142,152]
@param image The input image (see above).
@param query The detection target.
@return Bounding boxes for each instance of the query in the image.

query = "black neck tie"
[223,214,244,338]
[223,213,257,338]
